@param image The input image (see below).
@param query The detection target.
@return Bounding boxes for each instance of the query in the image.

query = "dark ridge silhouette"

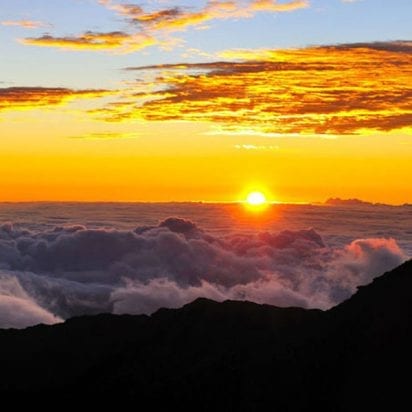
[0,260,411,410]
[324,197,412,207]
[325,197,384,207]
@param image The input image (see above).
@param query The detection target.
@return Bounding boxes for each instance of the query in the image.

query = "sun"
[246,191,267,206]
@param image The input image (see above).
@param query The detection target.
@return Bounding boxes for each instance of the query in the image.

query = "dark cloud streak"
[21,31,156,53]
[0,86,114,113]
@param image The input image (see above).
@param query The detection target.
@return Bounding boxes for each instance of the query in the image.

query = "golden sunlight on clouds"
[251,0,309,12]
[94,41,412,135]
[0,87,114,113]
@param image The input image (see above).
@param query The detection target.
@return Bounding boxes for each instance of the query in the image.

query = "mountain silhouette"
[0,260,411,410]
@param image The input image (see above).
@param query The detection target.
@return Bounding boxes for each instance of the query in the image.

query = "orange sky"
[1,1,411,204]
[1,107,411,203]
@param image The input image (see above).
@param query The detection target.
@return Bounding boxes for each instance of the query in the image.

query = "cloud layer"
[4,42,410,136]
[108,41,412,135]
[0,217,406,328]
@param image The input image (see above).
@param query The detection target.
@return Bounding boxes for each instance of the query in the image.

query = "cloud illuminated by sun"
[114,41,412,136]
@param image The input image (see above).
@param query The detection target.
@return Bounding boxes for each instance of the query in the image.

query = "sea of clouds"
[0,216,407,329]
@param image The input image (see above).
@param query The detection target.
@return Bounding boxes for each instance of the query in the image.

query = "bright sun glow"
[246,191,267,206]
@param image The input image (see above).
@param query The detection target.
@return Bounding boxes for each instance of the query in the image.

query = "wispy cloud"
[0,87,114,113]
[21,31,156,53]
[251,0,309,12]
[1,19,49,29]
[235,144,279,150]
[70,132,138,140]
[101,0,309,32]
[92,41,412,135]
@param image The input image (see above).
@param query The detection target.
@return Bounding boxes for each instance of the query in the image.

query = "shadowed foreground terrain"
[1,260,411,411]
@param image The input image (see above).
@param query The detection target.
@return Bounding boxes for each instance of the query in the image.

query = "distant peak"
[325,198,380,206]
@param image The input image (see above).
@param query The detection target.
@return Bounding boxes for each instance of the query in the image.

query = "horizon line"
[0,199,410,207]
